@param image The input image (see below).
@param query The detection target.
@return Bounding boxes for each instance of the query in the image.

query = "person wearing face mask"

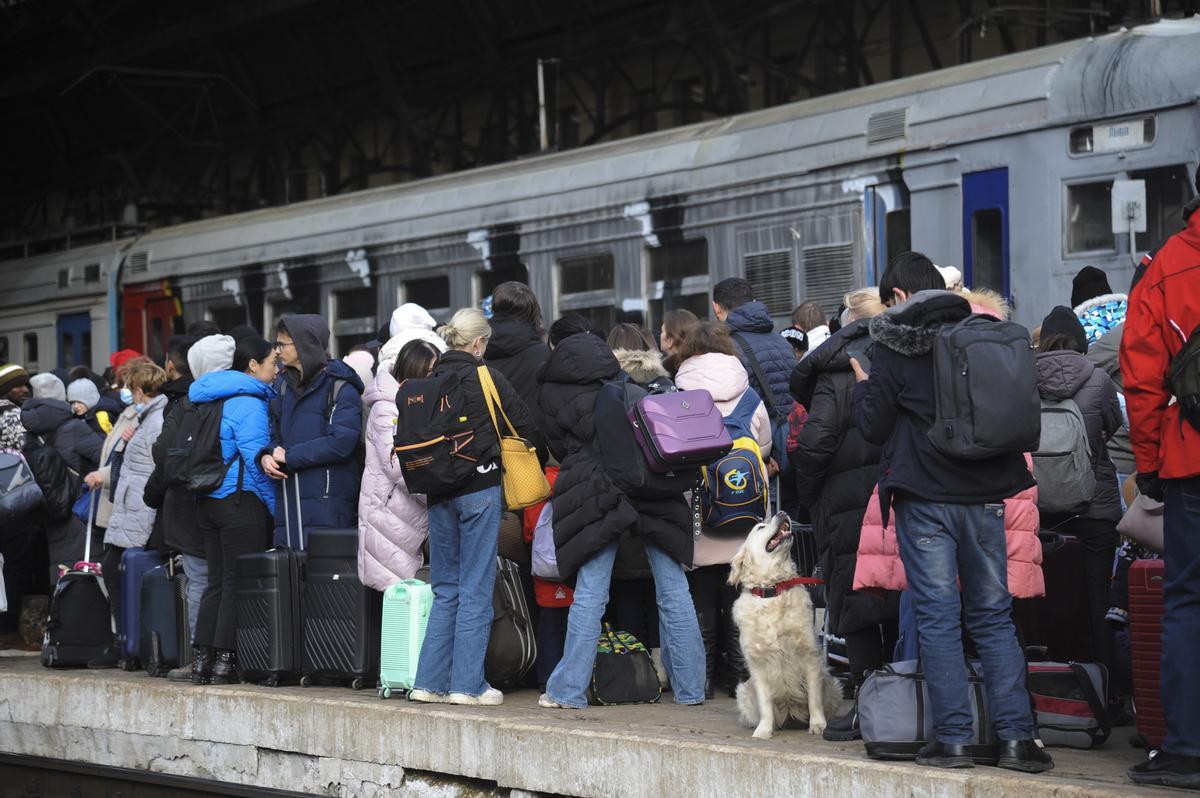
[400,308,539,707]
[88,360,169,668]
[83,358,150,544]
[185,337,280,684]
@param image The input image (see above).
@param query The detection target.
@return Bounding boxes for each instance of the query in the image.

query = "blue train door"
[56,312,92,369]
[962,168,1009,297]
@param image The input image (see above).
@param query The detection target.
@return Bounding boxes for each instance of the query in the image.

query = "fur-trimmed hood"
[1072,292,1128,346]
[962,289,1011,321]
[868,290,971,357]
[613,348,668,385]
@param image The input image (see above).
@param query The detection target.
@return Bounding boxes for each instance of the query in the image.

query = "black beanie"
[1041,306,1088,353]
[1070,266,1112,309]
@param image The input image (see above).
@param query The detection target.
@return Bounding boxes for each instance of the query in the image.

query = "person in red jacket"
[1120,166,1200,789]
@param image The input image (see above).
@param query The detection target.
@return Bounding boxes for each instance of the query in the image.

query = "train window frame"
[557,252,617,326]
[23,332,38,369]
[400,275,452,322]
[1063,178,1118,258]
[330,282,378,357]
[645,236,711,332]
[1131,163,1197,253]
[1068,115,1157,158]
[0,336,7,363]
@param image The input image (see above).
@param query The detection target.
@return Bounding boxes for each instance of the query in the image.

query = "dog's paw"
[752,724,774,740]
[807,721,826,736]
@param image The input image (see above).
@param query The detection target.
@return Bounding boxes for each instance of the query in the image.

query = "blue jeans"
[546,540,706,708]
[1163,477,1200,756]
[180,553,208,645]
[413,485,501,697]
[893,498,1034,744]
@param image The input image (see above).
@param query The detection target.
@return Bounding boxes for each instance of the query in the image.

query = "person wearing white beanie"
[30,372,67,403]
[67,378,100,415]
[936,265,965,293]
[381,304,447,372]
[187,335,236,379]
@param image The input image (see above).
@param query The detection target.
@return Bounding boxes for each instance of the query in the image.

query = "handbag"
[477,366,551,511]
[1117,492,1164,553]
[1027,661,1110,749]
[588,623,661,705]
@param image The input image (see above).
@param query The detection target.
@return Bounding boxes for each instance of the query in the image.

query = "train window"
[1132,164,1195,252]
[1066,182,1115,254]
[23,333,37,368]
[403,276,451,316]
[649,239,708,282]
[334,286,376,319]
[649,293,710,331]
[479,262,528,299]
[208,307,245,333]
[59,333,73,368]
[886,209,912,265]
[84,263,101,284]
[150,318,165,361]
[560,254,615,295]
[81,331,92,370]
[332,285,379,357]
[970,210,1005,294]
[0,337,7,363]
[57,270,69,289]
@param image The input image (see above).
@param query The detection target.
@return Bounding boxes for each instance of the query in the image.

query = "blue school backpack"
[700,388,768,535]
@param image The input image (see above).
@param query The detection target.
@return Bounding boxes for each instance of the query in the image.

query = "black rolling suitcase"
[301,527,381,690]
[140,556,191,677]
[1014,531,1093,662]
[41,490,113,668]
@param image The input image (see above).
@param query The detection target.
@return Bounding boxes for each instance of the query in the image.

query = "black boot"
[720,583,749,698]
[690,582,719,701]
[824,672,864,741]
[210,649,240,685]
[186,646,215,685]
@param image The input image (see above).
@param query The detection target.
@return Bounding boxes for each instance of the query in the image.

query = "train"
[2,17,1198,374]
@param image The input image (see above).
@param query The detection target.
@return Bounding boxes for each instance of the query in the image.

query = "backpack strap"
[731,333,780,423]
[327,378,349,424]
[1068,663,1112,741]
[726,388,761,441]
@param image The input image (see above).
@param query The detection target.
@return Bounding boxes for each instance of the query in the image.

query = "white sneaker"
[408,689,449,704]
[538,693,567,708]
[449,688,504,706]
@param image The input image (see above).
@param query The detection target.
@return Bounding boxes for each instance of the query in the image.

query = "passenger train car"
[2,18,1197,373]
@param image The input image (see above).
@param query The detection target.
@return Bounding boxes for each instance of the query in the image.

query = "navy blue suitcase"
[301,528,381,689]
[140,557,190,676]
[117,547,166,670]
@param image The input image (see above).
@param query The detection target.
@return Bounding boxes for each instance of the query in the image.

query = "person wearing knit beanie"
[67,378,101,415]
[30,372,67,402]
[187,334,236,379]
[1039,306,1089,354]
[1070,266,1113,309]
[0,363,31,404]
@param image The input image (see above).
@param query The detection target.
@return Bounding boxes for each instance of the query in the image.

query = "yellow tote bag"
[477,366,551,510]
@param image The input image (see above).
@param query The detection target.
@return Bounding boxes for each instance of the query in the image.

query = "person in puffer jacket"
[89,360,168,668]
[712,278,794,420]
[1034,306,1122,686]
[187,337,279,685]
[260,314,364,549]
[674,321,771,699]
[20,393,102,476]
[358,337,444,591]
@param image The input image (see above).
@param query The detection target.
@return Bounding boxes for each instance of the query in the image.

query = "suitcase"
[1129,559,1166,748]
[140,556,190,677]
[41,490,112,668]
[630,389,732,474]
[301,527,381,689]
[117,547,166,670]
[378,578,433,698]
[485,557,536,688]
[1013,532,1093,662]
[236,548,304,686]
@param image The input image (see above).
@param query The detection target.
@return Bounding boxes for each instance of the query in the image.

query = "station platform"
[0,654,1169,797]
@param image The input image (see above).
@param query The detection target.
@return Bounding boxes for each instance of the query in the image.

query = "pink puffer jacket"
[357,367,428,591]
[852,455,1044,598]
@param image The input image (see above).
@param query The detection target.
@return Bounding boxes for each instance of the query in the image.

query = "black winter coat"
[726,301,795,419]
[485,315,550,458]
[538,334,692,580]
[789,319,896,636]
[20,398,102,476]
[23,438,77,524]
[144,376,203,556]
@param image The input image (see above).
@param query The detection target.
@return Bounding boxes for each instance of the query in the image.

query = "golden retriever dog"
[728,512,842,740]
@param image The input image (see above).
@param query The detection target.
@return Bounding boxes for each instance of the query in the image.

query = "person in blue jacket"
[188,337,279,685]
[259,314,364,549]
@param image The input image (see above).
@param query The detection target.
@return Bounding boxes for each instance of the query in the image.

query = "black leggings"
[844,621,899,684]
[194,495,272,651]
[101,543,126,643]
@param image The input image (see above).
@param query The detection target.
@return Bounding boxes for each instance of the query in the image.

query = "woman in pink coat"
[357,338,444,591]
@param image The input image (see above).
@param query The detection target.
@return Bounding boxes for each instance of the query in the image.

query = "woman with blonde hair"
[399,307,539,707]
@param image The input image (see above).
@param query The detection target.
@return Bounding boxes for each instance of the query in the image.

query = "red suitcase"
[1129,559,1166,748]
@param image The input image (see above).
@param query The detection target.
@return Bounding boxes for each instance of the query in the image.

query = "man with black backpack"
[1121,167,1200,789]
[850,252,1051,773]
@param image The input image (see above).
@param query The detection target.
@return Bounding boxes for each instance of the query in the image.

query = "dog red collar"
[748,577,822,599]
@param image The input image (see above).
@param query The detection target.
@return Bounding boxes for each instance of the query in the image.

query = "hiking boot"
[184,647,214,684]
[1128,751,1200,789]
[210,649,239,685]
[995,739,1054,773]
[822,703,861,742]
[86,647,121,670]
[915,741,975,769]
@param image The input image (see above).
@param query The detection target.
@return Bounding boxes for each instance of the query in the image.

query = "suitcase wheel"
[300,675,313,688]
[378,685,392,700]
[351,677,365,691]
[264,675,281,688]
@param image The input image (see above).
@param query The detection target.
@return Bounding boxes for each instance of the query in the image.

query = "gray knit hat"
[67,378,100,411]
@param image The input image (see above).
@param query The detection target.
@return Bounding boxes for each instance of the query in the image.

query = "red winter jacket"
[1120,209,1200,480]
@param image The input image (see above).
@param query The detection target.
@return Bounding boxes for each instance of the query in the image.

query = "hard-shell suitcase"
[140,556,190,677]
[485,557,536,688]
[1013,532,1092,662]
[41,490,112,668]
[378,578,433,698]
[629,389,732,474]
[1129,559,1166,748]
[117,547,165,670]
[301,527,381,690]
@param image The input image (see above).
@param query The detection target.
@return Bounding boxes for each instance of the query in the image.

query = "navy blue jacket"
[268,315,364,548]
[725,301,795,420]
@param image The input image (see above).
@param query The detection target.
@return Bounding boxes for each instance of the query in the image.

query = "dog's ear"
[728,548,745,587]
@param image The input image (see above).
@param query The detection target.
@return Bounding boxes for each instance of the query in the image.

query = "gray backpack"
[928,315,1041,460]
[1032,397,1095,514]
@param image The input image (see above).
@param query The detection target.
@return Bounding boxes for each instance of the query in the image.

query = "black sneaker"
[822,704,861,742]
[915,741,974,769]
[995,739,1054,773]
[86,648,120,670]
[1129,751,1200,789]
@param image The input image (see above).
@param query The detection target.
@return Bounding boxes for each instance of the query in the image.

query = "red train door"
[123,281,182,361]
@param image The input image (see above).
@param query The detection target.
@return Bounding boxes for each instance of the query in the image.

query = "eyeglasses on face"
[272,341,296,351]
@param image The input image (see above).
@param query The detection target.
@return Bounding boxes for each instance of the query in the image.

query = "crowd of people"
[0,169,1197,788]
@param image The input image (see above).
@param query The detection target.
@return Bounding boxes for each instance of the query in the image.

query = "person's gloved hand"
[1136,471,1166,502]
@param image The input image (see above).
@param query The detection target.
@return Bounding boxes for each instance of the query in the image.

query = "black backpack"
[928,314,1041,460]
[161,398,233,494]
[1169,323,1200,433]
[594,376,696,499]
[393,369,478,495]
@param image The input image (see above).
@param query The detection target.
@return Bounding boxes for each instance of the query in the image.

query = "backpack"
[588,624,661,705]
[484,557,536,688]
[0,450,44,526]
[393,369,478,496]
[1169,323,1200,433]
[928,314,1041,460]
[700,388,768,535]
[1032,397,1096,514]
[594,377,696,499]
[185,401,240,495]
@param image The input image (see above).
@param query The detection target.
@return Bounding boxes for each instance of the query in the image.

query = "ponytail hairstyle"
[233,337,274,373]
[392,340,441,381]
[438,308,492,350]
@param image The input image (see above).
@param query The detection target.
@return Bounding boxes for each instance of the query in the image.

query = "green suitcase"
[378,578,433,698]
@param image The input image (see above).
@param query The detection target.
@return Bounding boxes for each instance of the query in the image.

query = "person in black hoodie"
[535,329,705,710]
[483,282,550,455]
[789,288,895,742]
[20,394,102,476]
[402,308,539,707]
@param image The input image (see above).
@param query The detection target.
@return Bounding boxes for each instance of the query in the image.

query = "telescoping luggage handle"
[73,487,101,574]
[280,474,304,550]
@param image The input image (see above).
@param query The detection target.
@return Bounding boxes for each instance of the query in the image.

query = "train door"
[56,312,92,369]
[143,296,181,362]
[962,168,1009,297]
[865,182,911,283]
